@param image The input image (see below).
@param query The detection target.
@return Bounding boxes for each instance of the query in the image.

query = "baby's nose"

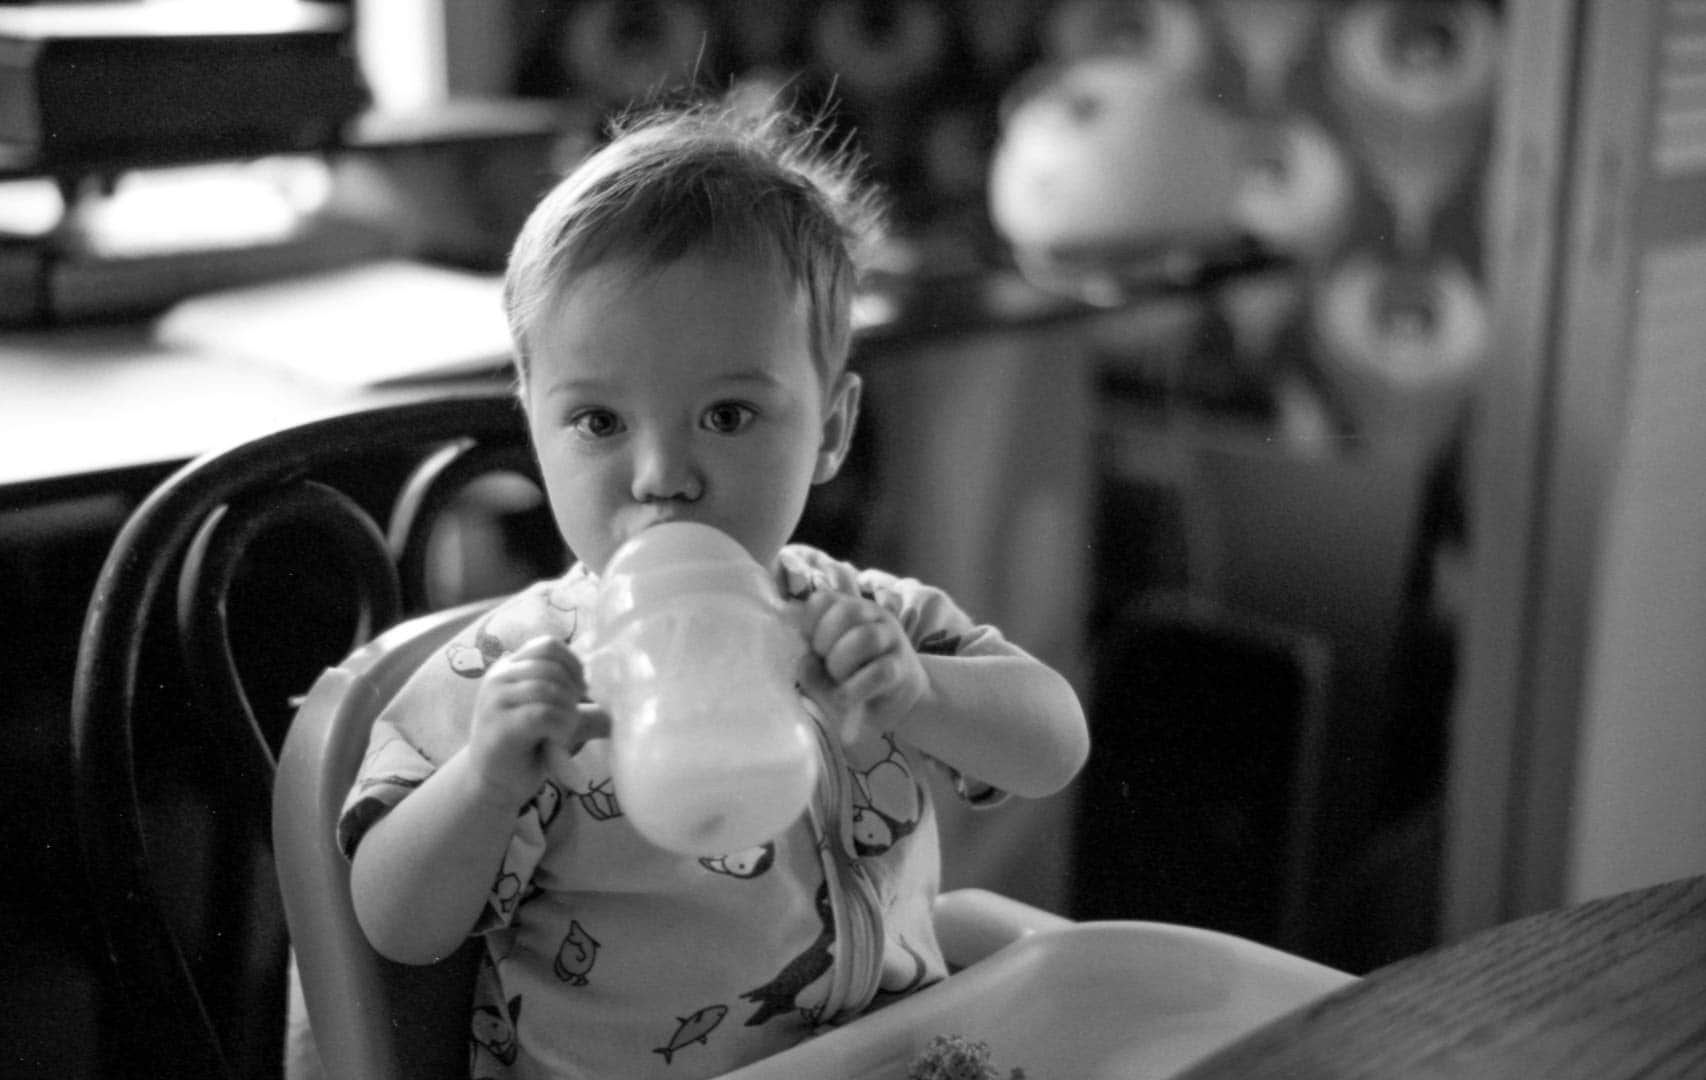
[630,430,701,502]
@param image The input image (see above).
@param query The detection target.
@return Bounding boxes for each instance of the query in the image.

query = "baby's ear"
[813,371,862,484]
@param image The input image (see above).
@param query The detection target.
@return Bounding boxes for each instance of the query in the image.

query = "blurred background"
[328,0,1499,970]
[5,0,1704,1076]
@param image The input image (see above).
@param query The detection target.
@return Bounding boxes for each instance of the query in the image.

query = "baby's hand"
[469,635,607,806]
[797,590,927,743]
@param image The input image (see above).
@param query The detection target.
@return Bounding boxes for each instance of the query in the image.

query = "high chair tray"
[721,920,1355,1080]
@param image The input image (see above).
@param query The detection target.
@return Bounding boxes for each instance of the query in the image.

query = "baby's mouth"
[625,509,696,544]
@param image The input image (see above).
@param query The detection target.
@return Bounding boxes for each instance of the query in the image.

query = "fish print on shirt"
[552,920,600,985]
[850,736,923,857]
[739,880,836,1027]
[447,614,509,678]
[699,842,776,879]
[653,1003,729,1065]
[471,994,522,1067]
[875,934,934,1001]
[490,870,525,917]
[447,599,579,678]
[525,780,565,831]
[563,772,621,821]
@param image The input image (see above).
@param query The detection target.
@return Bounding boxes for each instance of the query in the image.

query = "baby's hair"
[503,95,887,385]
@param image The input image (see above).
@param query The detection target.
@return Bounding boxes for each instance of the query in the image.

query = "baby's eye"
[568,409,623,438]
[702,402,756,435]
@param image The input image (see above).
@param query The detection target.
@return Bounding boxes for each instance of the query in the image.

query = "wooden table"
[1174,874,1706,1079]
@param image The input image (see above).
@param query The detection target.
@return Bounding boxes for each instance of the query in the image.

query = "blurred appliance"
[0,1,374,326]
[0,1,366,173]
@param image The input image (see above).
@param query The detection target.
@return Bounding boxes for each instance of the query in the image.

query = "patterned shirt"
[339,544,1018,1079]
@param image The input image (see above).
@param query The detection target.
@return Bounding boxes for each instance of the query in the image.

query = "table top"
[0,322,506,502]
[0,247,1276,503]
[1174,873,1706,1080]
[0,265,1096,502]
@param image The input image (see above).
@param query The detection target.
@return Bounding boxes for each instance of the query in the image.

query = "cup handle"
[580,645,626,708]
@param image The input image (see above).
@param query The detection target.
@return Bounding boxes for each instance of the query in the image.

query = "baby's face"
[522,251,857,575]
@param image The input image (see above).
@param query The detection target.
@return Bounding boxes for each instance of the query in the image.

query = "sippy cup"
[578,522,819,855]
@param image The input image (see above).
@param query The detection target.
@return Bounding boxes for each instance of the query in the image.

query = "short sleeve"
[779,545,1020,807]
[334,572,592,930]
[336,717,435,858]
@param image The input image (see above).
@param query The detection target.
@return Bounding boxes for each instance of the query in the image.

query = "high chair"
[275,602,491,1080]
[277,602,1355,1080]
[274,600,1083,1080]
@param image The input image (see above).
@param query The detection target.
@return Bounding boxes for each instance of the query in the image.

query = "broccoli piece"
[906,1034,1027,1080]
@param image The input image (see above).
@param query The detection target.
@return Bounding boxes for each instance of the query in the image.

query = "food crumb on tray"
[906,1033,1027,1079]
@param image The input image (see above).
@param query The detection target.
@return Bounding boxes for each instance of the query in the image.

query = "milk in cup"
[579,522,818,855]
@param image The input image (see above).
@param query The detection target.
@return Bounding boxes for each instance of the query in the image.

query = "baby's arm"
[350,635,605,964]
[799,591,1087,799]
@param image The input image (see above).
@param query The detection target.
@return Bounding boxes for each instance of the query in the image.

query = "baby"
[341,98,1089,1080]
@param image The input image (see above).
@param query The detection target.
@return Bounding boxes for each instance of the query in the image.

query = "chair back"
[68,393,552,1077]
[276,602,493,1080]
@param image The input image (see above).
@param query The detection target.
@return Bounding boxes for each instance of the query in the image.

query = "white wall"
[1444,0,1706,937]
[1568,242,1706,900]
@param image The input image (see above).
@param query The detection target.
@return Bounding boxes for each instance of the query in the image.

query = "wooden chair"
[68,393,552,1078]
